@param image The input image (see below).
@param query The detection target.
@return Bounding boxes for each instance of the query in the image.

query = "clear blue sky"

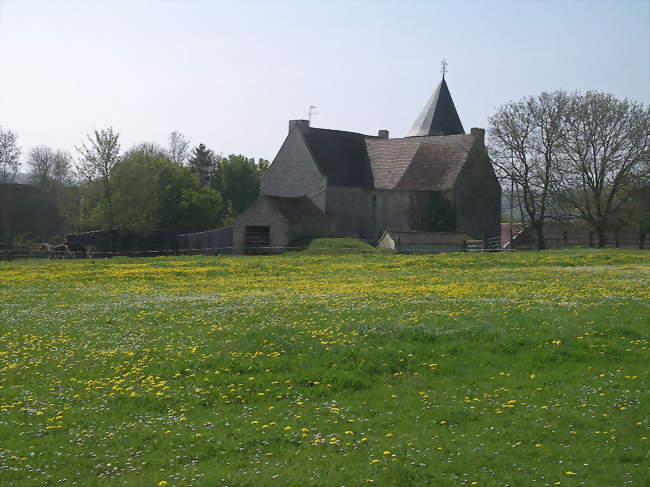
[1,0,648,164]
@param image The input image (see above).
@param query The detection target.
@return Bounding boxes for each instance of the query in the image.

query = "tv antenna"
[308,105,319,123]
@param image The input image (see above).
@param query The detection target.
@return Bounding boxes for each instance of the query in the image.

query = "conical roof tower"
[406,73,465,137]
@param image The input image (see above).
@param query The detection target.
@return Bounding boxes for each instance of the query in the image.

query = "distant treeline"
[0,128,268,245]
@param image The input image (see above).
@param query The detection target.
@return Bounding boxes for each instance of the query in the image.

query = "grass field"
[0,249,648,486]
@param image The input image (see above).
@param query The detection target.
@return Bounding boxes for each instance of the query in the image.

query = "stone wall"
[453,138,501,240]
[374,190,412,235]
[233,198,335,254]
[323,186,374,239]
[233,200,289,254]
[324,187,460,242]
[260,127,327,208]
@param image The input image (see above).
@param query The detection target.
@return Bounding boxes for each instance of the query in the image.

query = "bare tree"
[76,128,121,228]
[0,127,21,183]
[489,92,570,249]
[168,131,190,166]
[27,146,72,187]
[558,93,650,247]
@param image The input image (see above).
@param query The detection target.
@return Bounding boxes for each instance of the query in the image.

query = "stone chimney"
[289,119,310,133]
[378,130,389,139]
[470,127,485,145]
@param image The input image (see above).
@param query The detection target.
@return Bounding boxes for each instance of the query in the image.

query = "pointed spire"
[406,71,465,137]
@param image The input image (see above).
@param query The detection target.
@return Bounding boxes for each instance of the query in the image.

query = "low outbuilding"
[233,196,334,254]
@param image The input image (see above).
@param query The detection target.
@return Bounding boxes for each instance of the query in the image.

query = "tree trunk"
[640,231,646,250]
[535,226,546,250]
[597,228,607,248]
[104,185,114,229]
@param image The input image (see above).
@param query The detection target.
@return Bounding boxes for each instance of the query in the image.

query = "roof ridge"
[309,127,370,137]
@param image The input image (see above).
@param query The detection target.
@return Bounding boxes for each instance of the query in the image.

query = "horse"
[64,241,93,259]
[39,243,72,260]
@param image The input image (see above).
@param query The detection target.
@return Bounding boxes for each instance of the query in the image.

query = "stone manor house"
[233,76,501,253]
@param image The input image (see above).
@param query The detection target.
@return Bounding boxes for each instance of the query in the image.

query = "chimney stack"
[470,127,485,145]
[289,119,310,133]
[378,130,389,139]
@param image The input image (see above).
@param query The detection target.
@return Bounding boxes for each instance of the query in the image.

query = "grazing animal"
[39,243,71,260]
[65,241,93,259]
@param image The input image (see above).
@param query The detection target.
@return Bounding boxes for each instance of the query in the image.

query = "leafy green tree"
[188,143,217,186]
[76,128,121,228]
[211,154,269,221]
[174,186,223,233]
[110,152,166,231]
[109,149,223,233]
[158,160,223,232]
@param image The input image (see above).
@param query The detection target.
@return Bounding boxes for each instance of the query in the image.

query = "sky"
[0,0,649,166]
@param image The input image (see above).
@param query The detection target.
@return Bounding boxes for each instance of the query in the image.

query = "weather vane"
[440,58,448,79]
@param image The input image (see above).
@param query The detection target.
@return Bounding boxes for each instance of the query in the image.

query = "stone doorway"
[243,226,271,254]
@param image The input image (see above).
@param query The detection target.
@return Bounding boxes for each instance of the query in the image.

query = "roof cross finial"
[440,58,448,79]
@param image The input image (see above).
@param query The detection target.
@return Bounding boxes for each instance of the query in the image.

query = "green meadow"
[0,248,648,486]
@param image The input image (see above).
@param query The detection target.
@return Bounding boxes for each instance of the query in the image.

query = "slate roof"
[302,128,374,188]
[290,77,473,192]
[297,126,475,192]
[364,137,422,189]
[366,134,474,191]
[264,196,331,223]
[406,78,465,137]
